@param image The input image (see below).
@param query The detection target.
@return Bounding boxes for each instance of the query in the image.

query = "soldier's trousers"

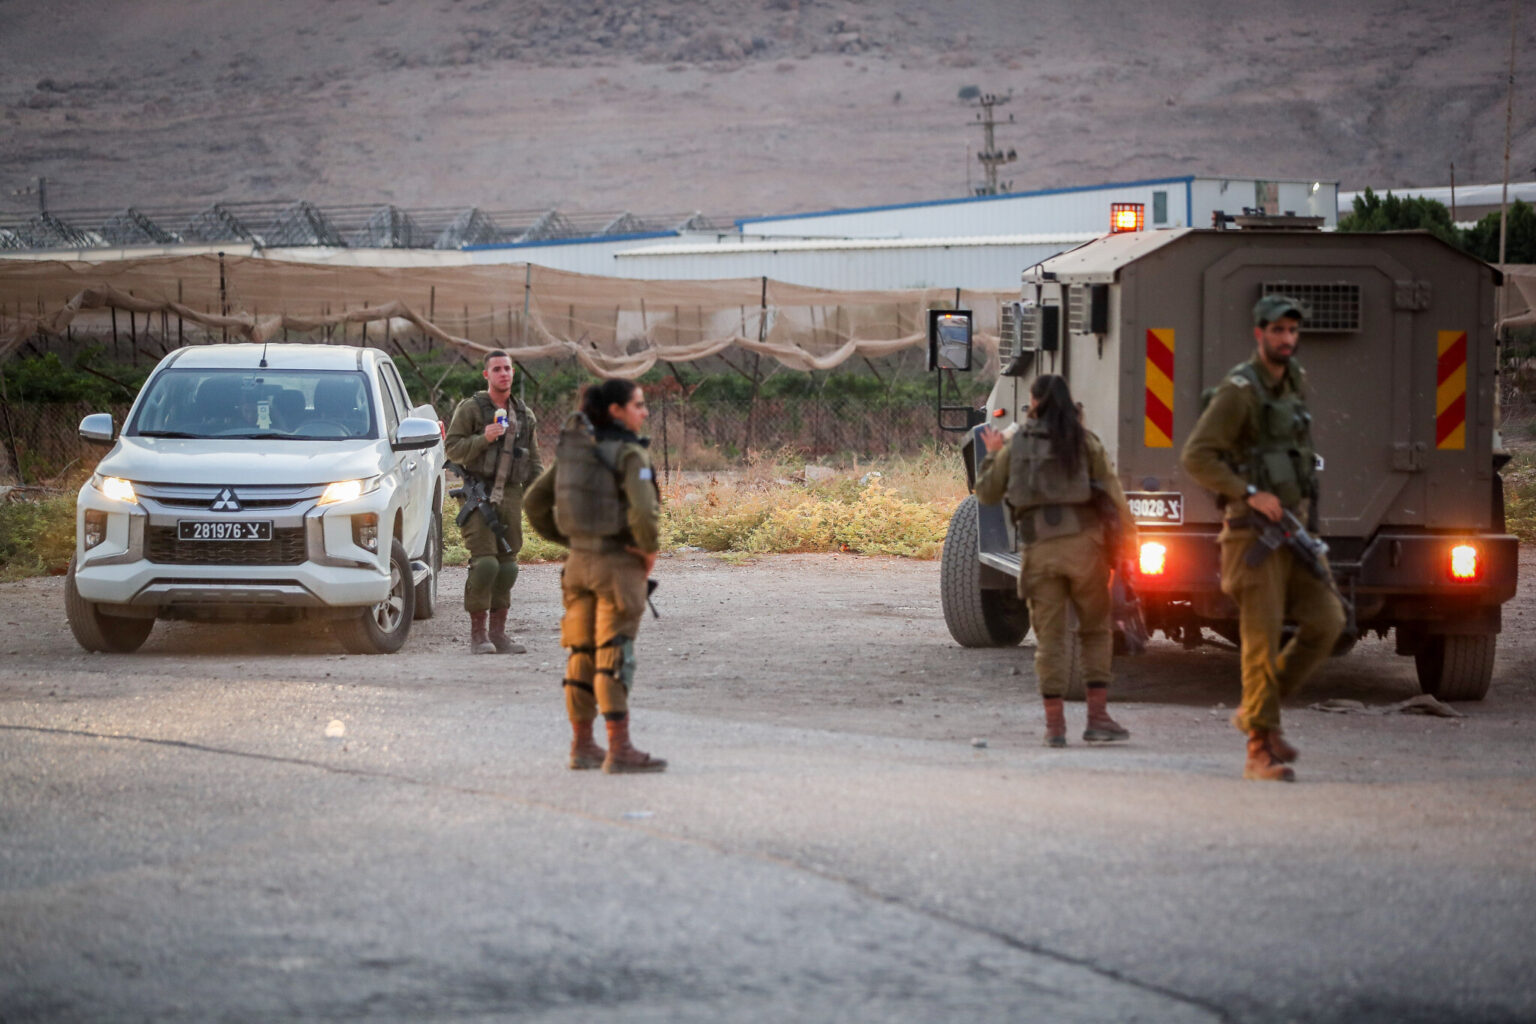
[1219,529,1346,733]
[1018,529,1113,698]
[460,487,524,613]
[560,547,648,722]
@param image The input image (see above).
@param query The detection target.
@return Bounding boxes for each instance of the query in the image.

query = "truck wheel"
[941,495,1029,647]
[333,539,415,654]
[413,507,442,621]
[1414,634,1495,702]
[64,557,153,653]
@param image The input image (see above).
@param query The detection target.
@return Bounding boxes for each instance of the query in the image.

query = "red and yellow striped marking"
[1436,330,1467,450]
[1144,328,1175,448]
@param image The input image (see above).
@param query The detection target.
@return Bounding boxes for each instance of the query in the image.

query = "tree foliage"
[1337,187,1461,245]
[1461,199,1536,265]
[1338,189,1536,266]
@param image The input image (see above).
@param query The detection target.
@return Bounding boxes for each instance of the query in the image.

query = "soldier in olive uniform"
[445,350,542,655]
[1181,296,1345,782]
[974,374,1139,747]
[525,378,666,774]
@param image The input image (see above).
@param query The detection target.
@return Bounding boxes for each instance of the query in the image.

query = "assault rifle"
[1243,508,1357,634]
[447,462,513,555]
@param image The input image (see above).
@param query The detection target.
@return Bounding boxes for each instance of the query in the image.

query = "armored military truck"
[937,221,1518,700]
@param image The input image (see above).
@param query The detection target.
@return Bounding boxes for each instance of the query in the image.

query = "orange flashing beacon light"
[1111,202,1145,233]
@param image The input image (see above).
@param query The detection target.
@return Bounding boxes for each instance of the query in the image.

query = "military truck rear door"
[1200,247,1422,536]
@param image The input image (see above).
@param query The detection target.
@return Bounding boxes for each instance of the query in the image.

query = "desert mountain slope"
[1,0,1531,223]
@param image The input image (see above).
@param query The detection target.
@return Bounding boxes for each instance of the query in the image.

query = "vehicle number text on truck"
[178,520,273,541]
[1125,492,1184,525]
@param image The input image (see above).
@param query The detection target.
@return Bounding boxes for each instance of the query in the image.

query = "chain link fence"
[0,341,986,487]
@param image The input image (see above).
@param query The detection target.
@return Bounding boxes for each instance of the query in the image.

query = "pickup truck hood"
[99,437,389,486]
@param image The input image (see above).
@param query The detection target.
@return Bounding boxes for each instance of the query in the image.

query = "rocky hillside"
[1,0,1531,223]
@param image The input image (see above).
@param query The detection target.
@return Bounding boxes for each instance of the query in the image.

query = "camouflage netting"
[0,254,1010,377]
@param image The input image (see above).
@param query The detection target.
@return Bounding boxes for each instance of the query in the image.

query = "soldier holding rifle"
[445,350,541,655]
[1181,296,1346,782]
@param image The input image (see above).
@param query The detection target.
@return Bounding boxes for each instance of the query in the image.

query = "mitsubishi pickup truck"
[67,343,446,654]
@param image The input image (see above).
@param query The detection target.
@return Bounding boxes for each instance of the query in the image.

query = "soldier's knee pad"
[467,555,500,589]
[494,559,520,590]
[595,636,637,692]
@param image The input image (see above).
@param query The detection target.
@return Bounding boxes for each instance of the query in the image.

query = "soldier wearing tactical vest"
[524,378,666,774]
[1181,295,1346,782]
[445,350,542,655]
[974,374,1139,748]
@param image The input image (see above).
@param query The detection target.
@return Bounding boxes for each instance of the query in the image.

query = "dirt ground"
[4,546,1533,780]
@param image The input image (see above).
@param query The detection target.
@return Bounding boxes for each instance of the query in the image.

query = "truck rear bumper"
[1130,528,1518,626]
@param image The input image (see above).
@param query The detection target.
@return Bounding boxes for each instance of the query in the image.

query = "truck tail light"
[1138,541,1167,576]
[1449,544,1480,581]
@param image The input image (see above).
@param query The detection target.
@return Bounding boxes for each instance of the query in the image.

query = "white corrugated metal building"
[609,233,1097,291]
[460,175,1338,291]
[736,176,1336,239]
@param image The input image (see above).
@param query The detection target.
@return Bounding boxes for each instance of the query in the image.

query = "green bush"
[2,351,146,405]
[0,493,75,580]
[1503,446,1536,542]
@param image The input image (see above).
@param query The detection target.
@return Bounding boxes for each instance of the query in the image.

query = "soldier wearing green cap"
[1181,294,1345,782]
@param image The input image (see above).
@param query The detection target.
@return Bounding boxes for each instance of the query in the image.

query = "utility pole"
[969,93,1017,197]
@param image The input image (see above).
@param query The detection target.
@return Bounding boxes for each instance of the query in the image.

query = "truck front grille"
[146,527,307,566]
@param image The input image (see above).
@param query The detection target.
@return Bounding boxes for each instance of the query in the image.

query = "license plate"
[177,520,273,541]
[1125,492,1184,525]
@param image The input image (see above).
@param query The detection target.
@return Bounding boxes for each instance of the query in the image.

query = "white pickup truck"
[67,343,446,654]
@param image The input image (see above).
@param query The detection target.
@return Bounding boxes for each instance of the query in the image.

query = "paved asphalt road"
[2,556,1534,1023]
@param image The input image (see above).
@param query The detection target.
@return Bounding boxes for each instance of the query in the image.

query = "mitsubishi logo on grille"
[210,487,243,512]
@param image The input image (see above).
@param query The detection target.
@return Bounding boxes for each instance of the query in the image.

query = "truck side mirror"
[391,416,443,452]
[928,310,973,371]
[79,413,115,446]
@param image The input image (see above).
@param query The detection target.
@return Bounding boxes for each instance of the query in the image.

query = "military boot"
[1042,696,1067,748]
[1268,729,1298,764]
[487,610,527,654]
[602,715,667,774]
[1244,730,1296,782]
[1082,684,1130,743]
[1231,712,1297,763]
[568,719,606,770]
[468,611,496,655]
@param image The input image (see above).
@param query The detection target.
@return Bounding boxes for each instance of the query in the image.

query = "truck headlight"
[352,512,379,552]
[93,474,138,504]
[83,509,108,550]
[318,476,381,506]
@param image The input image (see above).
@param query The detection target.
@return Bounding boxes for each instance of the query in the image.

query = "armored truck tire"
[413,504,443,621]
[941,495,1030,647]
[332,539,416,654]
[65,557,154,653]
[1414,633,1495,702]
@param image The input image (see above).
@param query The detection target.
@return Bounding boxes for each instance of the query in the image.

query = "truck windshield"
[127,369,378,440]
